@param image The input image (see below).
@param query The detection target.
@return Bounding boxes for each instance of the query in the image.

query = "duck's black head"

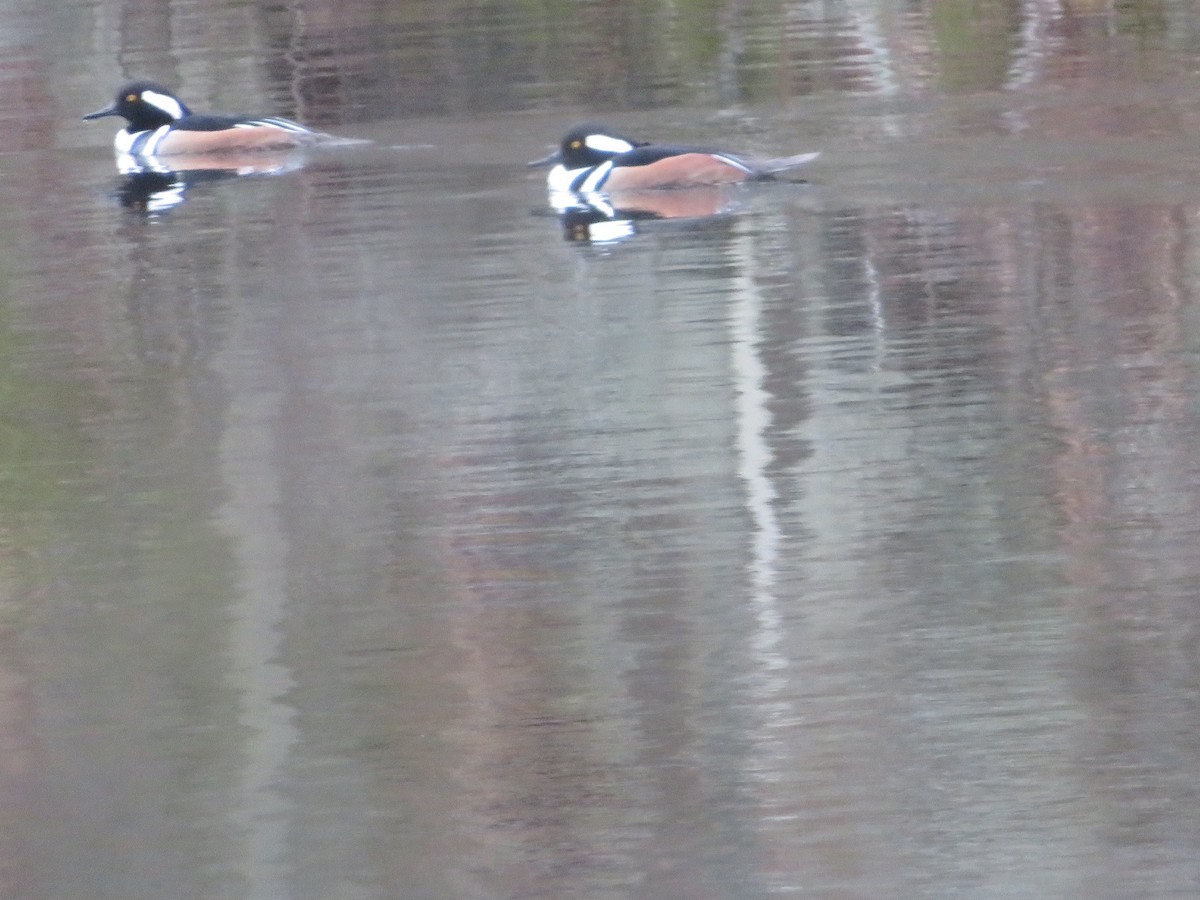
[84,81,192,131]
[528,124,645,169]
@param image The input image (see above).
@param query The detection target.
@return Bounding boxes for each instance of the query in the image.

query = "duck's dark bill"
[527,150,561,168]
[83,104,119,120]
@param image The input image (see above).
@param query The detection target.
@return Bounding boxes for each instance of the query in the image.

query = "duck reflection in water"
[113,149,306,215]
[550,186,743,245]
[530,123,818,243]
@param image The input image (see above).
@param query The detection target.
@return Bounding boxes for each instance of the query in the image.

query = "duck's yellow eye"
[570,140,582,149]
[126,93,138,102]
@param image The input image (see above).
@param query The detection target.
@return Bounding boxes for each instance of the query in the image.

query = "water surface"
[1,1,1199,898]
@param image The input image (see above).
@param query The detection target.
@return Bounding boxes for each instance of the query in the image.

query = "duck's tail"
[757,151,820,177]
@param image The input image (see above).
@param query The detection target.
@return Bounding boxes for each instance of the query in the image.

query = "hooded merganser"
[529,124,819,192]
[84,80,329,156]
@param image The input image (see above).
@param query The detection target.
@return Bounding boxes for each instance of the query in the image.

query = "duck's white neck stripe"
[578,161,614,192]
[142,89,184,120]
[114,128,136,154]
[115,124,172,156]
[141,124,173,155]
[547,165,580,192]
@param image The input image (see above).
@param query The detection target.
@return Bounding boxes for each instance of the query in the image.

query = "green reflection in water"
[929,0,1021,92]
[0,304,93,628]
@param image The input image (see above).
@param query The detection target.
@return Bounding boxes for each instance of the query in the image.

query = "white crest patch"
[584,134,634,155]
[141,89,184,120]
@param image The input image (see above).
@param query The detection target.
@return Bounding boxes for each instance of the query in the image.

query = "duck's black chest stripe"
[570,161,614,192]
[127,130,156,155]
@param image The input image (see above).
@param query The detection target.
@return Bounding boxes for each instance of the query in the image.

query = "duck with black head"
[83,80,335,158]
[529,123,819,193]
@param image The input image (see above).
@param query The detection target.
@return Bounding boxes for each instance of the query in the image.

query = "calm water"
[2,1,1200,898]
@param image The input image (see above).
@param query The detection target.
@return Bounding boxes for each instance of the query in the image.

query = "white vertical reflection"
[219,385,296,899]
[840,0,901,97]
[1005,0,1061,93]
[729,231,788,691]
[839,0,904,137]
[729,225,801,895]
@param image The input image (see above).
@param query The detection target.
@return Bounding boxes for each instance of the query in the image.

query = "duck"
[529,123,819,192]
[84,80,329,157]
